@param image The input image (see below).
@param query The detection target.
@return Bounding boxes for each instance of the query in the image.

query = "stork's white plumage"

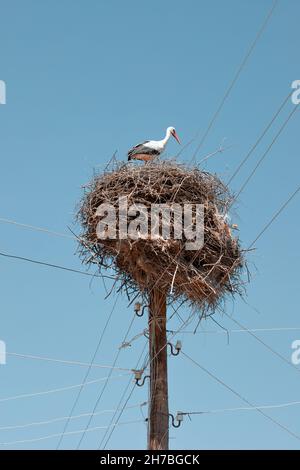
[128,126,180,162]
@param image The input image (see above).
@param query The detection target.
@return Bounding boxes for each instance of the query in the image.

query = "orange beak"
[172,131,181,144]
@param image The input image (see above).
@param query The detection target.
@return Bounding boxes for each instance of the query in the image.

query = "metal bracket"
[168,412,183,428]
[134,303,149,317]
[135,375,150,387]
[167,340,182,356]
[133,369,150,387]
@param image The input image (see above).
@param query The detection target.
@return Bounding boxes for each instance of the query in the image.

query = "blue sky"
[0,0,300,450]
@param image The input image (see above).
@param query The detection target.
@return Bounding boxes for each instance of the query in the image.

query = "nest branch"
[77,160,245,316]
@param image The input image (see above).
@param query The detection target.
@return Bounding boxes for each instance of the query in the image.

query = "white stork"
[127,126,181,162]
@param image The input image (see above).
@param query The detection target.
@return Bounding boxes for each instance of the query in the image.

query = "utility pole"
[148,287,169,450]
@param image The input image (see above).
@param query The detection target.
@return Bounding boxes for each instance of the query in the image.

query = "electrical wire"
[227,91,292,185]
[248,184,300,249]
[176,326,300,334]
[0,419,144,447]
[181,349,300,443]
[0,217,76,240]
[99,342,148,449]
[191,0,278,161]
[232,104,299,203]
[224,313,300,374]
[102,382,138,450]
[179,400,300,416]
[0,402,147,432]
[6,351,132,371]
[0,374,130,404]
[56,292,121,448]
[0,251,114,280]
[76,313,136,448]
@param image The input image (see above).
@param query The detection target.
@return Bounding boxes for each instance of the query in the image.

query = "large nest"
[77,160,245,314]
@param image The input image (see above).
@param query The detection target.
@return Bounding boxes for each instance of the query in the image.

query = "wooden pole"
[148,287,169,450]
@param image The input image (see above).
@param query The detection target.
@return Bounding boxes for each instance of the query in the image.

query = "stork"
[127,126,181,162]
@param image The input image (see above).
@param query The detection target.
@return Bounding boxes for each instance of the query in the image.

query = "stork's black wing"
[127,141,159,160]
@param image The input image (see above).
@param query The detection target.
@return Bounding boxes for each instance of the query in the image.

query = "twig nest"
[77,161,244,313]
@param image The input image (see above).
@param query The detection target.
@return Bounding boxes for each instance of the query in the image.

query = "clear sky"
[0,0,299,450]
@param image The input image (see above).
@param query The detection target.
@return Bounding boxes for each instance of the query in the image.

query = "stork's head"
[167,126,181,144]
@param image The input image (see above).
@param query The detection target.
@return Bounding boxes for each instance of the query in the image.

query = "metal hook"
[168,412,183,428]
[133,369,150,387]
[135,375,150,387]
[134,303,149,317]
[167,340,182,356]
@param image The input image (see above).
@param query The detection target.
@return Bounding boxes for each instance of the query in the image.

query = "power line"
[56,293,121,448]
[225,313,300,375]
[232,104,299,203]
[0,419,144,447]
[114,322,300,343]
[76,313,137,448]
[181,349,300,443]
[6,351,132,371]
[0,217,76,240]
[103,381,137,450]
[179,400,300,416]
[171,326,300,335]
[99,342,148,449]
[0,251,114,281]
[249,184,300,249]
[227,91,292,185]
[0,374,130,404]
[0,401,147,432]
[191,0,278,161]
